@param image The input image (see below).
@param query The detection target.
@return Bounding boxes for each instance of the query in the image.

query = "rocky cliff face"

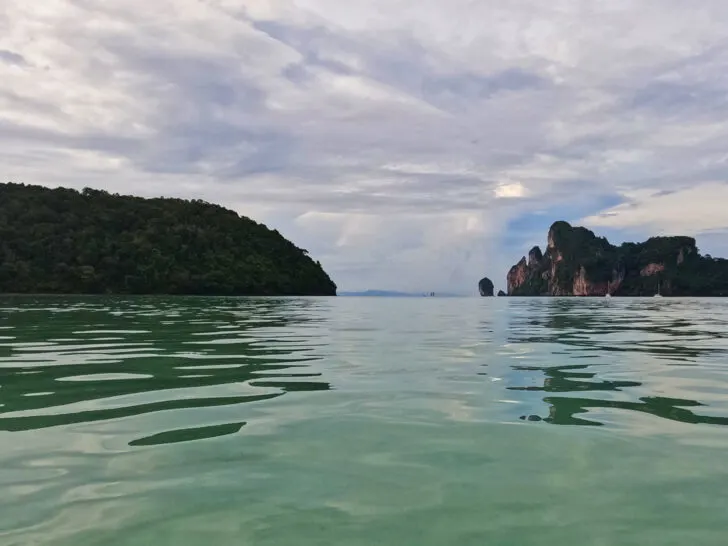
[506,258,528,295]
[505,221,719,297]
[478,277,494,296]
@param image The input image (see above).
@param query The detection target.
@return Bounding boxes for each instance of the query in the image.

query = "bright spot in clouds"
[494,183,527,199]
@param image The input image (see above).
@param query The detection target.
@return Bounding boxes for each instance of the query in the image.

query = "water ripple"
[2,296,728,440]
[0,296,331,443]
[2,296,728,545]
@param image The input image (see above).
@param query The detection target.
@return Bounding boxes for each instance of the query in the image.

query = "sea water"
[1,295,727,545]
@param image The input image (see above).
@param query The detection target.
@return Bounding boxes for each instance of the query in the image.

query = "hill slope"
[507,221,728,297]
[0,183,336,296]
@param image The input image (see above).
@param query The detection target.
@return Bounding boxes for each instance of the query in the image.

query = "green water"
[2,296,728,545]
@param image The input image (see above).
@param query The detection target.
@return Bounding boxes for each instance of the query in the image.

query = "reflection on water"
[505,298,728,427]
[0,296,331,444]
[1,296,728,444]
[3,296,728,545]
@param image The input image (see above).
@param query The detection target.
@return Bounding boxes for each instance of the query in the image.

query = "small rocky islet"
[478,277,495,296]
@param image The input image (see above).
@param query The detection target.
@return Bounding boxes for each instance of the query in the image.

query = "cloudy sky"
[3,1,728,294]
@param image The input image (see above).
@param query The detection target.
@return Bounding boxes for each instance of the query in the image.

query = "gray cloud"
[0,49,26,66]
[420,68,549,107]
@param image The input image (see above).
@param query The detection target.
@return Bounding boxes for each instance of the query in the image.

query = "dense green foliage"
[509,221,728,296]
[551,222,614,285]
[0,183,337,295]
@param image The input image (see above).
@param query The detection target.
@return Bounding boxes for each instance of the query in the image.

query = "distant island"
[339,290,421,297]
[339,290,463,297]
[0,183,336,296]
[507,221,728,297]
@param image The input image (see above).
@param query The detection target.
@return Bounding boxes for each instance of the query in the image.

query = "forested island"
[0,183,337,296]
[507,221,728,297]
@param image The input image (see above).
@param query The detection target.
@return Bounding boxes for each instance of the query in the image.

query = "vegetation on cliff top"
[510,221,728,297]
[0,183,337,296]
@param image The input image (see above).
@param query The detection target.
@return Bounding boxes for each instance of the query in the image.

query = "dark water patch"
[129,422,246,446]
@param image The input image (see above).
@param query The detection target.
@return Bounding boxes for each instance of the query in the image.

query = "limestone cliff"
[478,277,494,296]
[506,258,528,295]
[506,221,727,297]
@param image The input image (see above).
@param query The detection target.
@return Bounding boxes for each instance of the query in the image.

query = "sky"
[3,0,728,294]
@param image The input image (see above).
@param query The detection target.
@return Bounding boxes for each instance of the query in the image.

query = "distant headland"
[0,183,336,296]
[505,221,728,297]
[339,290,463,298]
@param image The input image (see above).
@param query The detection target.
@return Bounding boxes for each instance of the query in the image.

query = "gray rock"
[478,277,494,296]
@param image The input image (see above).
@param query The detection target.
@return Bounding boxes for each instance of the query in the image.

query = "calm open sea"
[1,295,728,545]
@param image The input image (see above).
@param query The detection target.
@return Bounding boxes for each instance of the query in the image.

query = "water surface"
[1,296,728,545]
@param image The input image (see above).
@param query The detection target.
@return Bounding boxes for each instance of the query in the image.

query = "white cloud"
[494,182,527,199]
[581,182,728,235]
[2,0,728,292]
